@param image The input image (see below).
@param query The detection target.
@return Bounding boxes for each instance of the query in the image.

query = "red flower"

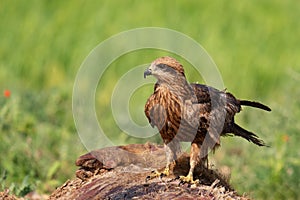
[4,90,11,98]
[282,134,289,142]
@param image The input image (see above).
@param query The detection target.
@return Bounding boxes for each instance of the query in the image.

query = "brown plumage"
[144,56,271,183]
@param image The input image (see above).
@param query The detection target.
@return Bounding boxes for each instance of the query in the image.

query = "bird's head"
[144,56,185,83]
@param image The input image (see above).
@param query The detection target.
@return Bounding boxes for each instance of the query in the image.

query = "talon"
[179,175,199,185]
[145,170,159,182]
[160,173,165,178]
[152,170,161,177]
[146,168,171,182]
[145,175,151,182]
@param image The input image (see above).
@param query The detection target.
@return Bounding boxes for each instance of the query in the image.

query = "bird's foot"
[146,167,170,182]
[179,174,199,185]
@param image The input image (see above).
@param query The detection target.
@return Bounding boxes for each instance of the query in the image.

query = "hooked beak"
[144,68,152,78]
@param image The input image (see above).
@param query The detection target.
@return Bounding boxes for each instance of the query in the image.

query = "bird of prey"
[144,56,271,183]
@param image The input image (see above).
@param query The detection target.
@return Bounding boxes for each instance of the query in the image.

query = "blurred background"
[0,1,299,199]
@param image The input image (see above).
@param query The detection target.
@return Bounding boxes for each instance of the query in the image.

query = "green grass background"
[0,1,299,199]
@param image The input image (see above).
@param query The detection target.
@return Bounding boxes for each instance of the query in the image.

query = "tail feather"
[240,100,271,111]
[232,123,267,147]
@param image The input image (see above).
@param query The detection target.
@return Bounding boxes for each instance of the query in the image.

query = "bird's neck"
[157,76,195,101]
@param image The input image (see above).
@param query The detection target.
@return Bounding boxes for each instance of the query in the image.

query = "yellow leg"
[146,141,179,181]
[179,170,199,184]
[162,164,171,176]
[179,142,201,184]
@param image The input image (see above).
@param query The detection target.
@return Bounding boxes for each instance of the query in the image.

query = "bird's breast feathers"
[145,85,202,136]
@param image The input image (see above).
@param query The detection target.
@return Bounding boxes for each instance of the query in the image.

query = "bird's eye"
[156,64,165,69]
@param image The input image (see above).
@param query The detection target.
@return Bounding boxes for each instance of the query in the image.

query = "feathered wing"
[189,84,235,146]
[145,82,270,148]
[190,83,271,112]
[190,83,269,147]
[190,83,241,115]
